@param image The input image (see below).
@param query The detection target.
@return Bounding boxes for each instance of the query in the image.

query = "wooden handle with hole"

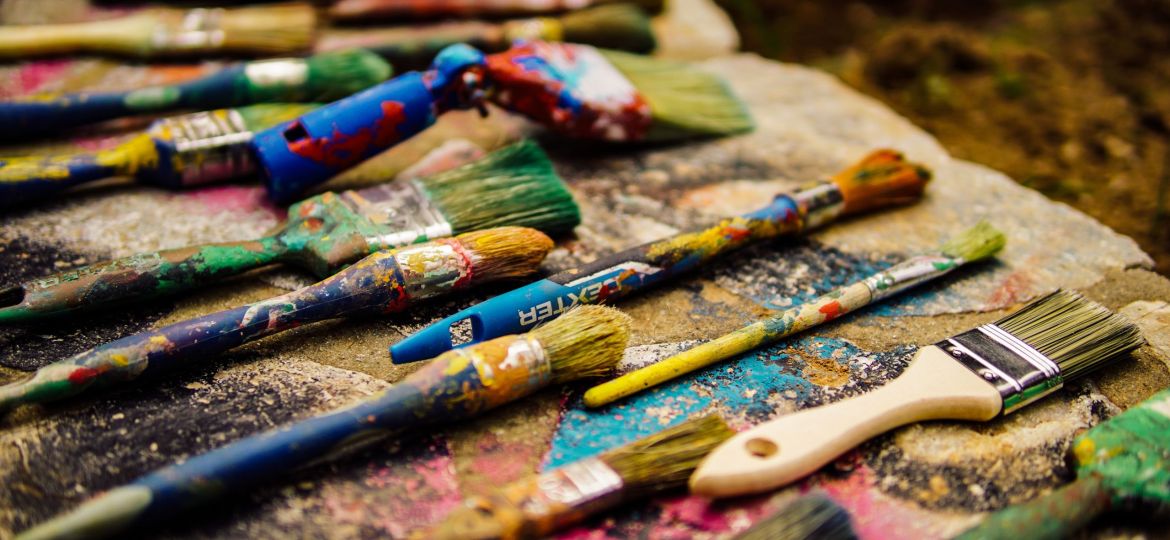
[689,346,1004,498]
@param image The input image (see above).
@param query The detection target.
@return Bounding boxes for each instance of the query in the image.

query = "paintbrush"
[0,227,552,411]
[733,494,857,540]
[13,305,629,540]
[583,221,1006,407]
[0,3,316,59]
[419,414,734,540]
[689,290,1146,497]
[250,40,753,202]
[317,4,655,71]
[0,140,579,323]
[329,0,665,20]
[0,103,317,207]
[0,49,392,137]
[955,387,1170,540]
[390,149,931,364]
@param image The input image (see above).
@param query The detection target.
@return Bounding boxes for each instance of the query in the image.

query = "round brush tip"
[939,220,1006,263]
[455,226,553,283]
[832,149,932,215]
[533,305,631,384]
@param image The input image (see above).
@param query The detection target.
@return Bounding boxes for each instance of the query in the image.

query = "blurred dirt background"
[717,0,1170,275]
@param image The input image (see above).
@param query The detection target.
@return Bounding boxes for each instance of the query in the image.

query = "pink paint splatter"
[816,454,946,540]
[1,61,72,98]
[986,271,1033,308]
[183,185,284,218]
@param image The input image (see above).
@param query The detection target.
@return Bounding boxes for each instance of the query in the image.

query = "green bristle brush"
[734,494,857,540]
[0,48,391,137]
[0,140,580,323]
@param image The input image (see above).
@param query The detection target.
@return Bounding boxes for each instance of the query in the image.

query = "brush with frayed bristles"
[0,226,553,412]
[420,414,733,540]
[0,3,316,59]
[0,49,391,137]
[734,494,857,540]
[14,304,628,540]
[0,140,579,323]
[583,220,1006,407]
[691,290,1146,498]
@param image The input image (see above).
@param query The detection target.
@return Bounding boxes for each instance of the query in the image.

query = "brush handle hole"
[745,437,778,458]
[283,122,309,143]
[449,317,474,346]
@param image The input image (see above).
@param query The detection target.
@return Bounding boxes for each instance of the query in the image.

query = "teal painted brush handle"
[955,476,1111,540]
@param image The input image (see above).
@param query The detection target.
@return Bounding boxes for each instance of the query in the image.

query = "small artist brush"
[318,4,655,71]
[390,149,931,364]
[420,414,734,540]
[690,290,1146,497]
[0,227,553,411]
[328,0,665,21]
[250,40,753,202]
[0,49,392,137]
[955,387,1170,540]
[0,3,316,59]
[583,221,1007,407]
[734,494,857,540]
[14,305,630,540]
[0,140,579,322]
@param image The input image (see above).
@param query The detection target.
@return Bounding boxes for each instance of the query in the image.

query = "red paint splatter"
[819,300,845,321]
[67,366,100,385]
[288,101,407,170]
[722,225,753,243]
[1,61,72,98]
[986,271,1032,308]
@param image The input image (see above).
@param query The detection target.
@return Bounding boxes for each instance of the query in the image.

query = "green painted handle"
[955,476,1111,540]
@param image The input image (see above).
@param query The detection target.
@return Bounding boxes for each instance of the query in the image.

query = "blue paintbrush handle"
[0,148,123,207]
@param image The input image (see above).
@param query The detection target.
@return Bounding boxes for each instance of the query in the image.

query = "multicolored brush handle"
[16,331,558,540]
[0,238,481,410]
[390,182,843,363]
[331,0,608,19]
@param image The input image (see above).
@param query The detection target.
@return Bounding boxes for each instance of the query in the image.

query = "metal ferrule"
[339,181,454,250]
[152,8,226,51]
[936,324,1064,415]
[150,109,256,186]
[527,457,624,525]
[502,18,564,42]
[392,241,471,300]
[244,59,311,88]
[862,254,960,302]
[789,181,845,230]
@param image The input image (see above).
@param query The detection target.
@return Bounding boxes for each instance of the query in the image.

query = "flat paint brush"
[0,140,579,322]
[317,4,655,71]
[0,3,316,59]
[328,0,665,20]
[690,290,1146,497]
[0,49,392,137]
[0,103,317,207]
[733,494,857,540]
[14,305,630,540]
[583,221,1007,407]
[390,149,931,364]
[955,387,1170,540]
[0,227,553,411]
[420,414,734,540]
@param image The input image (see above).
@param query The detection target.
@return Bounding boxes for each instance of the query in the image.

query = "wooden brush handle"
[690,346,1003,498]
[0,16,149,57]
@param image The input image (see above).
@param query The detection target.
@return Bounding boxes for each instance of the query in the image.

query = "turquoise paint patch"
[124,87,180,110]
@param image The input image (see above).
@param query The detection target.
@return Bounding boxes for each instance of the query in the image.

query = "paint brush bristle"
[418,140,581,237]
[733,494,857,540]
[212,4,317,56]
[558,5,656,54]
[597,49,755,141]
[939,220,1006,263]
[994,290,1145,380]
[303,49,395,101]
[830,149,932,215]
[600,414,734,499]
[532,305,631,384]
[456,227,554,283]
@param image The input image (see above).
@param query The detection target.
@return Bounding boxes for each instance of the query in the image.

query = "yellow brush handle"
[0,16,150,57]
[689,346,1003,498]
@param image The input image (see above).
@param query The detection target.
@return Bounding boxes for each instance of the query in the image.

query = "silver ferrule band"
[153,110,257,186]
[936,323,1064,415]
[340,181,454,251]
[789,181,845,230]
[153,8,226,50]
[528,457,624,523]
[862,254,960,302]
[244,59,311,89]
[393,241,470,300]
[502,335,552,387]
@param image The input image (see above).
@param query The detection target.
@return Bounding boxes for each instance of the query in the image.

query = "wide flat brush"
[690,290,1146,497]
[0,3,316,59]
[584,221,1006,407]
[956,387,1170,540]
[0,140,579,322]
[421,414,734,540]
[329,0,665,20]
[390,149,930,364]
[734,494,857,540]
[14,305,630,540]
[0,227,553,411]
[0,49,391,137]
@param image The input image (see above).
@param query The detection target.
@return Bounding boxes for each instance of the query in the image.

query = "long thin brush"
[0,3,316,59]
[690,290,1146,497]
[390,149,931,364]
[583,222,1006,407]
[0,227,553,410]
[956,387,1170,540]
[733,494,857,540]
[328,0,665,20]
[13,305,629,540]
[420,414,734,540]
[0,140,579,322]
[0,49,392,137]
[0,103,317,207]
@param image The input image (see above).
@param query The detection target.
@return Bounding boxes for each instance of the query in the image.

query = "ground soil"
[717,0,1170,275]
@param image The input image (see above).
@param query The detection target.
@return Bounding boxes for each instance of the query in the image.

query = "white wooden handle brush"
[690,290,1145,498]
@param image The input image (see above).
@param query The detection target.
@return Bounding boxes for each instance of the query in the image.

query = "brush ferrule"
[244,59,310,88]
[789,181,845,230]
[470,335,552,393]
[339,181,453,251]
[153,8,226,51]
[529,457,624,523]
[862,254,959,301]
[150,109,256,186]
[392,240,472,300]
[937,324,1064,415]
